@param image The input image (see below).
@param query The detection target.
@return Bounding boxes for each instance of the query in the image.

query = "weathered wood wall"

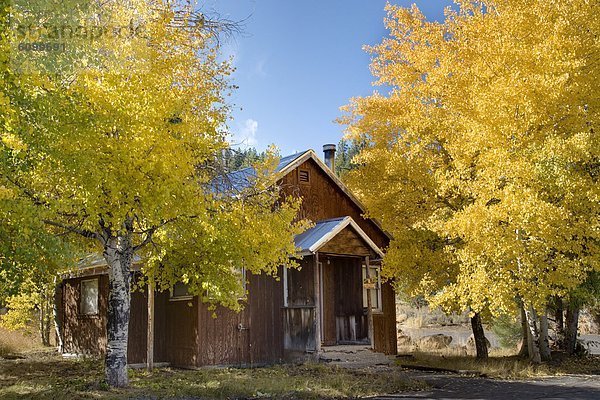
[194,269,285,366]
[283,256,317,355]
[373,281,398,355]
[62,270,286,367]
[61,274,169,364]
[62,275,108,356]
[319,227,376,257]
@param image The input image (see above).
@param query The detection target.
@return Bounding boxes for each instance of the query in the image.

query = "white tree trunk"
[539,312,552,361]
[103,235,133,387]
[524,305,542,363]
[53,279,64,352]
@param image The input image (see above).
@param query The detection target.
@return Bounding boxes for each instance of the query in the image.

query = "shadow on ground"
[375,371,600,400]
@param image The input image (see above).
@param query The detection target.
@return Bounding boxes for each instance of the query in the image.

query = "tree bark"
[38,288,52,347]
[518,304,529,357]
[565,302,580,356]
[524,305,542,363]
[103,235,133,388]
[53,280,64,352]
[470,312,488,359]
[553,296,565,350]
[539,312,552,361]
[147,280,154,372]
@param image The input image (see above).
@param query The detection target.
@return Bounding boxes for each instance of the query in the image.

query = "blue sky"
[205,1,453,156]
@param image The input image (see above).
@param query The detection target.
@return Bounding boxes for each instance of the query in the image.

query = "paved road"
[374,371,600,400]
[321,344,600,399]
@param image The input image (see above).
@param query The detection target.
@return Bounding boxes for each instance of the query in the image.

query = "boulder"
[418,334,453,349]
[397,335,412,346]
[397,313,409,324]
[466,334,491,349]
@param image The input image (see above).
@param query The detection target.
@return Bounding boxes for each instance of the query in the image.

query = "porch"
[282,216,386,359]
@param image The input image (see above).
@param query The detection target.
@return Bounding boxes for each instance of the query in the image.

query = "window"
[80,279,99,315]
[299,169,310,183]
[362,265,382,313]
[170,282,193,301]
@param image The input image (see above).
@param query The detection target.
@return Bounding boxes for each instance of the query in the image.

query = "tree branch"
[43,219,98,240]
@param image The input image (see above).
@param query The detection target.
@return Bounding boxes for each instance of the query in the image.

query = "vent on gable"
[299,169,310,183]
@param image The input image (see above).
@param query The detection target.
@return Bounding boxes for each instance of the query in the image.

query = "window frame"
[79,278,99,316]
[169,282,193,301]
[362,264,383,313]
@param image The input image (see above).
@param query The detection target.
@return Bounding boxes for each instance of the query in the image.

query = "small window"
[80,279,99,315]
[170,282,193,301]
[299,169,310,183]
[362,265,382,313]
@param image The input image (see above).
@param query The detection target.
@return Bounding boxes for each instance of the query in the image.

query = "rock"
[397,335,412,346]
[397,313,408,323]
[418,334,453,349]
[466,334,491,349]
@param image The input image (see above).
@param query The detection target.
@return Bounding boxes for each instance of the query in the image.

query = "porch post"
[147,280,154,371]
[365,256,374,350]
[313,253,322,354]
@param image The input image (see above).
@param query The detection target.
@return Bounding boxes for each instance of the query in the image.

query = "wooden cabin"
[56,145,397,367]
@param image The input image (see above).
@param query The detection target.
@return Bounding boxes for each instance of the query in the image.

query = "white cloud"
[231,118,258,148]
[253,59,267,77]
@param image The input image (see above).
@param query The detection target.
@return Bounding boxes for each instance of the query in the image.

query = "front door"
[320,256,367,345]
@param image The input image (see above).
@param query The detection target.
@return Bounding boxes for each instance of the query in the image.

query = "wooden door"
[321,261,337,345]
[333,258,364,343]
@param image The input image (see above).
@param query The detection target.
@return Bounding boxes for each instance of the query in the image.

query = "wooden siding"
[167,296,199,366]
[61,274,169,364]
[62,275,108,356]
[373,281,398,355]
[283,256,318,356]
[62,271,286,366]
[283,307,316,354]
[319,226,377,257]
[286,257,314,307]
[280,158,388,250]
[194,270,285,367]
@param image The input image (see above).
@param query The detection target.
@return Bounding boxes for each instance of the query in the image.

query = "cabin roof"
[295,216,384,258]
[213,150,310,193]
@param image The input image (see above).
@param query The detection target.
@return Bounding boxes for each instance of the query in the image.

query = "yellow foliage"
[341,0,599,315]
[1,1,306,313]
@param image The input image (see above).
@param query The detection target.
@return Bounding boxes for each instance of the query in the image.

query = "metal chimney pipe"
[323,144,336,174]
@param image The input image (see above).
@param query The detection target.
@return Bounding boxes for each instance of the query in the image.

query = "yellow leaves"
[0,186,14,200]
[1,133,27,152]
[341,0,599,316]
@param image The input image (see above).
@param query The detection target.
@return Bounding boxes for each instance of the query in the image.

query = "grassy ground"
[0,326,45,358]
[0,351,425,400]
[397,346,600,379]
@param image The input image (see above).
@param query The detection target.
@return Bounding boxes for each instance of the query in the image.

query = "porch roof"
[294,216,384,258]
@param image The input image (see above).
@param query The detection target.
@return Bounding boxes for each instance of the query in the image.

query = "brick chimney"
[323,144,336,174]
